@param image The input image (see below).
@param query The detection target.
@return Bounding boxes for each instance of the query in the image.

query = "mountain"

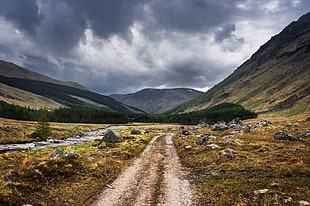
[110,88,203,114]
[171,12,310,114]
[0,60,88,90]
[0,61,144,113]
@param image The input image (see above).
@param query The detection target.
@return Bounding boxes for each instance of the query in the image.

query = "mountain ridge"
[171,12,310,114]
[110,88,203,114]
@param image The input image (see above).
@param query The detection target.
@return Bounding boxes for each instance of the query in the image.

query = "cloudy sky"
[0,0,309,94]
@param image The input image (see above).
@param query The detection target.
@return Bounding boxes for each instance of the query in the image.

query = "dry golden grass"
[0,124,161,205]
[173,116,310,205]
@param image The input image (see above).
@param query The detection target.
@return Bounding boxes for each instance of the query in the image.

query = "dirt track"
[93,134,195,206]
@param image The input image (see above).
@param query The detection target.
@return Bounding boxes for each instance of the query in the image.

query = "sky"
[0,0,309,94]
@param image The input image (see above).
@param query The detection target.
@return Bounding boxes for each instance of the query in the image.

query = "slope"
[110,88,203,114]
[171,12,310,114]
[0,75,137,113]
[0,60,88,90]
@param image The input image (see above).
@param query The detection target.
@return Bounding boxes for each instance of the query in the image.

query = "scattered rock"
[299,200,310,205]
[274,132,300,141]
[224,138,243,145]
[283,123,299,127]
[64,151,79,160]
[299,130,310,137]
[180,130,191,136]
[49,148,65,160]
[283,197,292,203]
[196,134,216,145]
[185,146,192,150]
[245,126,255,133]
[206,144,221,149]
[98,140,107,149]
[227,117,243,128]
[131,128,142,135]
[253,189,269,195]
[256,121,272,126]
[197,122,209,128]
[231,130,244,135]
[101,129,123,143]
[223,135,237,139]
[219,148,236,154]
[211,122,229,131]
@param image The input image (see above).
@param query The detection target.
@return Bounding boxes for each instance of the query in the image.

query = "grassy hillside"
[170,12,310,115]
[0,75,132,113]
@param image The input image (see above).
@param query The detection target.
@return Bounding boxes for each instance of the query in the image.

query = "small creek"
[0,126,127,153]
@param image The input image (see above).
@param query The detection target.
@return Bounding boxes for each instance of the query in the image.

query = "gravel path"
[93,134,195,206]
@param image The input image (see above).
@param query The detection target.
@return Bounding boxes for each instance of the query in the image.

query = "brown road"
[93,134,195,206]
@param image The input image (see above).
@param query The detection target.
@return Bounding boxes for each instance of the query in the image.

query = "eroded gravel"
[93,134,195,206]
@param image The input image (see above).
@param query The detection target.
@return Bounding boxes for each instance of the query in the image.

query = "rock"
[196,134,217,145]
[306,117,310,121]
[98,140,107,149]
[224,138,243,145]
[3,181,16,188]
[299,200,310,205]
[245,126,255,133]
[49,148,64,160]
[101,129,123,143]
[3,171,18,181]
[197,122,209,128]
[253,189,269,195]
[231,130,244,135]
[227,117,243,128]
[283,123,299,127]
[223,135,237,139]
[219,148,236,154]
[211,122,229,131]
[64,151,79,160]
[131,128,142,135]
[180,130,191,136]
[274,132,300,141]
[206,144,221,149]
[30,132,39,139]
[256,120,272,126]
[185,146,192,150]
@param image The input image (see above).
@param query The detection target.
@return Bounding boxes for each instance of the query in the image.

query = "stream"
[0,126,127,153]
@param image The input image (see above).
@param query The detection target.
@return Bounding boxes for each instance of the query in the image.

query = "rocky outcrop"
[274,132,300,141]
[100,129,123,143]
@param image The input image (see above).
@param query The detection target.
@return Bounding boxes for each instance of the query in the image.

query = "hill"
[171,12,310,114]
[110,88,203,114]
[0,60,88,90]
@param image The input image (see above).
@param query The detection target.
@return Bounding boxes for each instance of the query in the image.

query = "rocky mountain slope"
[172,12,310,114]
[110,88,203,114]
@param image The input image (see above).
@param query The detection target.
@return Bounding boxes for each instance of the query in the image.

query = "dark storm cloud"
[0,0,309,94]
[0,0,41,35]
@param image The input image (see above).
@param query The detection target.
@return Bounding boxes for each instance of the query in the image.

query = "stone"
[219,148,236,154]
[283,123,298,127]
[231,130,244,135]
[299,130,310,137]
[197,122,209,128]
[49,148,64,160]
[274,132,300,141]
[64,151,79,160]
[245,126,255,133]
[180,130,191,136]
[131,128,142,135]
[256,120,272,126]
[306,117,310,121]
[185,146,192,150]
[3,171,18,181]
[196,134,216,145]
[206,144,221,149]
[299,201,310,205]
[101,129,123,143]
[227,117,244,128]
[98,140,107,149]
[224,138,243,145]
[223,135,237,139]
[253,189,269,195]
[211,122,229,131]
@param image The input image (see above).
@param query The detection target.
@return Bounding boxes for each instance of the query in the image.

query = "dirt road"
[93,134,195,206]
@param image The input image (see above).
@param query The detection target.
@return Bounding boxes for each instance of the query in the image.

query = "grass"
[173,117,310,205]
[0,119,164,205]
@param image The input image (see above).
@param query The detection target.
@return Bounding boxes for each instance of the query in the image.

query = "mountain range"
[110,88,203,114]
[171,12,310,115]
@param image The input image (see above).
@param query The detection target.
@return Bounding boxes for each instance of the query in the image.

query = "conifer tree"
[35,109,52,140]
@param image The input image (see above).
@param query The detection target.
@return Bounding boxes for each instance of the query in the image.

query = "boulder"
[256,120,272,127]
[101,129,123,143]
[219,148,236,154]
[98,140,107,149]
[197,122,209,128]
[131,128,142,135]
[274,132,300,141]
[227,117,243,128]
[211,122,229,131]
[180,130,191,136]
[224,138,243,145]
[64,151,79,160]
[196,134,216,145]
[49,148,64,160]
[206,144,221,149]
[245,126,255,133]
